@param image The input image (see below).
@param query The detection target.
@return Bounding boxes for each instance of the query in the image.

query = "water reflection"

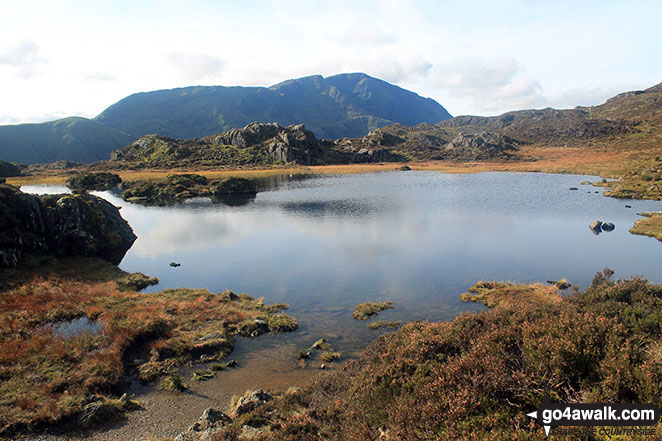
[21,172,662,358]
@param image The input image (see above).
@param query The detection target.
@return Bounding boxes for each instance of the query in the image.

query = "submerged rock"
[0,184,136,266]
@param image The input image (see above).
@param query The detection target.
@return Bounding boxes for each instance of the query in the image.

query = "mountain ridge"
[0,73,451,164]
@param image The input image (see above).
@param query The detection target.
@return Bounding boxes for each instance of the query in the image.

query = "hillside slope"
[0,117,131,164]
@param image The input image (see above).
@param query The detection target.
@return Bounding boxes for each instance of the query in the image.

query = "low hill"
[0,117,131,164]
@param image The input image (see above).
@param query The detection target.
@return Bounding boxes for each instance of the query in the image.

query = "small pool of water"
[45,316,104,339]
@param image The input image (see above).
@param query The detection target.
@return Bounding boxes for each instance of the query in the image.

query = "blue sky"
[0,0,660,124]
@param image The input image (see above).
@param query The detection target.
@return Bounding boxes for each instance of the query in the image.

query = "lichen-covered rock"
[444,132,518,160]
[0,184,136,266]
[234,389,272,416]
[174,408,232,441]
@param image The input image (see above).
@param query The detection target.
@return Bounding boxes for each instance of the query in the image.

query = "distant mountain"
[0,117,131,164]
[0,73,451,164]
[95,73,451,140]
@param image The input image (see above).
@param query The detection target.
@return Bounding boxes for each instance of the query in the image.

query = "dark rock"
[602,222,615,231]
[0,160,21,177]
[0,184,136,267]
[398,165,411,171]
[547,279,571,290]
[225,359,237,368]
[569,187,579,190]
[589,220,603,234]
[234,389,272,416]
[170,262,181,267]
[625,205,632,208]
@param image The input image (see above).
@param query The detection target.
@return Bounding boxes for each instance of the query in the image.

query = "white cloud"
[0,39,46,78]
[0,1,661,122]
[341,25,399,47]
[166,52,224,83]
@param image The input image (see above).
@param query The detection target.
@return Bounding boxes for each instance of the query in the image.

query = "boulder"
[234,389,272,416]
[174,408,232,441]
[589,220,603,232]
[0,184,136,267]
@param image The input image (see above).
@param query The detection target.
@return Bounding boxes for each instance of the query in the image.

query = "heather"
[207,270,662,440]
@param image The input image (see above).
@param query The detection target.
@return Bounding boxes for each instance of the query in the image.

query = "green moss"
[320,351,342,362]
[353,301,394,320]
[192,369,215,381]
[158,373,187,392]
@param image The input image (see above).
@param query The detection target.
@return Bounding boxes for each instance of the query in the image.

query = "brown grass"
[630,212,662,240]
[0,273,296,434]
[460,281,562,308]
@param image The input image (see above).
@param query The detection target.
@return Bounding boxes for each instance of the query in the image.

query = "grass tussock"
[630,211,662,241]
[353,301,394,320]
[158,373,187,392]
[0,276,296,434]
[210,269,662,440]
[460,281,562,308]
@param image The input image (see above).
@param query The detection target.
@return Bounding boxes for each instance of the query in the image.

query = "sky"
[0,0,661,125]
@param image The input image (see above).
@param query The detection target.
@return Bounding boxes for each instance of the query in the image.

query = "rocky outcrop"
[0,184,136,267]
[331,125,519,162]
[233,389,273,416]
[174,408,232,441]
[444,132,518,160]
[110,122,326,167]
[212,122,324,165]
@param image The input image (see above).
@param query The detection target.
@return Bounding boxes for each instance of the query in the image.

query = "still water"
[23,171,662,357]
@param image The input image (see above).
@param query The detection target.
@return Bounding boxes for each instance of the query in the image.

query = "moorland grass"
[208,270,662,440]
[0,275,296,435]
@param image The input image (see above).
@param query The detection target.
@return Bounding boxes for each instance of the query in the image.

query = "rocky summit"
[0,184,136,266]
[107,121,520,169]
